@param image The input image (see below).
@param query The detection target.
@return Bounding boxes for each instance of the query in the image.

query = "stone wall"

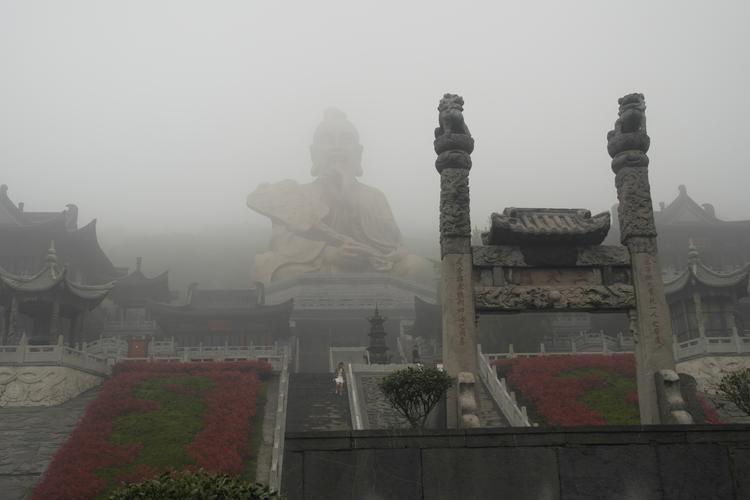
[284,425,750,499]
[0,366,103,407]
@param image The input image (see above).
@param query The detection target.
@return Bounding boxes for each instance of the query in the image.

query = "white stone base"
[0,366,103,407]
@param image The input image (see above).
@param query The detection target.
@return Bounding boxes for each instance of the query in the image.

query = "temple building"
[609,185,750,274]
[665,242,750,359]
[103,257,171,339]
[263,273,436,371]
[0,185,118,284]
[0,243,113,345]
[147,283,293,347]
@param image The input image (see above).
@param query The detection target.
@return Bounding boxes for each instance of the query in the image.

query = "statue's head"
[310,108,363,179]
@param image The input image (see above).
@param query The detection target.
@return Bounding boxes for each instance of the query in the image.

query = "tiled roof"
[483,208,610,246]
[663,243,750,296]
[0,243,113,304]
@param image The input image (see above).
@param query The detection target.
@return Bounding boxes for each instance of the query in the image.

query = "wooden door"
[128,338,147,358]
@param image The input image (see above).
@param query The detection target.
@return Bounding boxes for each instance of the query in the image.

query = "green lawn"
[95,375,267,498]
[562,368,640,425]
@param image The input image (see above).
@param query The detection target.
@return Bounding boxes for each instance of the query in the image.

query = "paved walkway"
[0,389,98,500]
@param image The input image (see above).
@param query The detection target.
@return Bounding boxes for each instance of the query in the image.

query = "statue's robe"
[249,178,404,283]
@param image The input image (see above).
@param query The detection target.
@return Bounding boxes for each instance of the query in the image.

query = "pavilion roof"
[0,185,117,282]
[0,242,114,305]
[656,185,750,227]
[110,257,170,304]
[663,241,750,297]
[0,184,78,230]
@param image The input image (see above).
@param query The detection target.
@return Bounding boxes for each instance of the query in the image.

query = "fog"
[2,1,749,273]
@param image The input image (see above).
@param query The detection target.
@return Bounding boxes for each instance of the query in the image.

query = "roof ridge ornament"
[482,208,611,246]
[45,240,59,269]
[687,239,700,266]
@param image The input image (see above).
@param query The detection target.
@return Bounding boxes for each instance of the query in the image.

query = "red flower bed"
[187,369,261,474]
[493,355,636,426]
[33,361,271,500]
[697,394,723,424]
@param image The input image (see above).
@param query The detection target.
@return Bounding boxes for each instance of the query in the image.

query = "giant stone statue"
[248,108,433,284]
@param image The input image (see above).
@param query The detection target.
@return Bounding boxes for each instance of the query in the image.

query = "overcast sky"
[2,1,749,241]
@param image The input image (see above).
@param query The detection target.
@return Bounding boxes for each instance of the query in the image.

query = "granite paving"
[0,388,98,500]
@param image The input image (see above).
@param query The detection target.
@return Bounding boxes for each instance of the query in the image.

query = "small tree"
[717,368,750,416]
[378,366,453,428]
[108,470,279,500]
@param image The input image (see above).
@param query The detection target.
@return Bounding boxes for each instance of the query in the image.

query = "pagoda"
[0,242,113,345]
[365,305,390,364]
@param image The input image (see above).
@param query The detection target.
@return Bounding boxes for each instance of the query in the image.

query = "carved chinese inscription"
[639,255,664,348]
[454,257,468,346]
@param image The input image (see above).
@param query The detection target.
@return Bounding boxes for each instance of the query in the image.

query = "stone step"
[286,373,351,433]
[475,378,510,428]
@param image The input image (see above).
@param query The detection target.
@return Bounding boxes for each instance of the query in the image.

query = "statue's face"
[310,109,364,181]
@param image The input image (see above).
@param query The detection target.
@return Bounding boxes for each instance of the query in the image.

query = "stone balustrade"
[269,350,289,491]
[0,335,110,376]
[674,334,750,361]
[476,345,531,427]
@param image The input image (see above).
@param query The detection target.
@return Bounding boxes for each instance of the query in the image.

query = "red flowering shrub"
[697,394,723,424]
[113,360,273,379]
[187,370,260,474]
[492,355,638,426]
[33,361,271,500]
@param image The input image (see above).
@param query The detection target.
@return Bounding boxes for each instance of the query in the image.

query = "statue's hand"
[324,239,377,271]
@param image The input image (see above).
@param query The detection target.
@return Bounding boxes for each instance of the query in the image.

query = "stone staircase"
[286,373,351,432]
[475,378,510,427]
[0,388,99,500]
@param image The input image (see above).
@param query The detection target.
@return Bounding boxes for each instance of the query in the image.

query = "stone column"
[608,93,691,424]
[78,310,88,342]
[50,298,61,339]
[434,94,479,428]
[8,296,18,340]
[692,292,706,340]
[0,306,6,345]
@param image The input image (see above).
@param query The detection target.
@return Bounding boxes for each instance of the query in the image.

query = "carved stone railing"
[476,345,531,427]
[329,346,368,372]
[85,336,129,358]
[346,363,365,430]
[0,335,110,376]
[396,335,408,364]
[103,320,157,332]
[174,344,286,371]
[486,346,634,362]
[84,336,288,372]
[673,334,750,361]
[269,349,289,491]
[542,332,634,354]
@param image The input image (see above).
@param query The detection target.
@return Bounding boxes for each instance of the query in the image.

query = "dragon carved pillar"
[607,93,692,424]
[434,94,479,428]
